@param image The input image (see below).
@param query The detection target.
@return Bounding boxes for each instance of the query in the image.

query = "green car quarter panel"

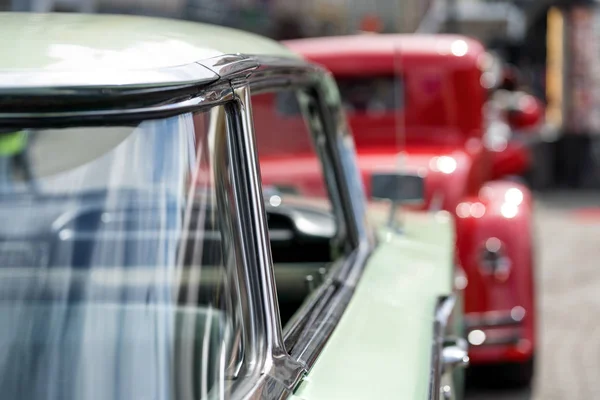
[292,210,455,400]
[0,12,299,72]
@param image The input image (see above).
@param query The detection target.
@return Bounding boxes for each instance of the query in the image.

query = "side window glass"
[0,107,243,400]
[252,89,344,327]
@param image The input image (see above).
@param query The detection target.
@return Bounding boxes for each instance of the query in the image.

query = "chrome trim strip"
[203,54,259,79]
[211,103,251,380]
[470,332,521,347]
[0,54,376,399]
[246,56,323,93]
[292,285,352,367]
[0,81,234,128]
[428,295,456,400]
[0,55,323,125]
[233,84,279,355]
[223,94,269,373]
[442,337,470,373]
[0,61,219,92]
[465,310,525,329]
[231,84,304,384]
[224,85,304,399]
[228,57,375,398]
[264,67,374,372]
[232,58,375,396]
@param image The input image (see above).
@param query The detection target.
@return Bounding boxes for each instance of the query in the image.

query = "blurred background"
[3,0,598,191]
[3,0,600,399]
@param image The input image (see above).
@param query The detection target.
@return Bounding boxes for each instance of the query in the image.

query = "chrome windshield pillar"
[222,84,304,396]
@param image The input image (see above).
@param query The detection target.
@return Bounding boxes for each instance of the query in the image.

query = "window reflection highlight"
[0,110,238,400]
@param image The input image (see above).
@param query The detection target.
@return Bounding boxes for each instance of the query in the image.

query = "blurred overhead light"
[437,156,457,174]
[481,72,498,89]
[470,202,486,218]
[511,306,526,322]
[451,40,468,57]
[505,188,523,206]
[456,202,471,219]
[468,330,486,346]
[269,195,282,207]
[501,202,518,219]
[477,52,495,71]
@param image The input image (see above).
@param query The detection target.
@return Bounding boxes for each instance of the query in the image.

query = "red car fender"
[489,141,531,180]
[421,152,473,211]
[454,180,536,361]
[355,147,489,211]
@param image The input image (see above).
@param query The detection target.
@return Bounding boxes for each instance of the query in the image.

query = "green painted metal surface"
[0,12,298,72]
[292,210,455,400]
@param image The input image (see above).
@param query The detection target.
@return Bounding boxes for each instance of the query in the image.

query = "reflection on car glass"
[275,90,302,116]
[0,111,238,400]
[252,89,344,327]
[29,126,133,179]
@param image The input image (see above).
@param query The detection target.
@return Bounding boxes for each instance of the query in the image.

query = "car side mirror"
[371,172,425,230]
[371,172,425,206]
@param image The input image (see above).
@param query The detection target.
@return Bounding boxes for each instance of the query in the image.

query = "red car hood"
[259,145,479,212]
[356,146,476,210]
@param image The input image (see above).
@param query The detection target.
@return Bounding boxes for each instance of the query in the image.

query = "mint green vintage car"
[0,13,467,400]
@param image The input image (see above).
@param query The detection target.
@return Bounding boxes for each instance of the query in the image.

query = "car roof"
[0,12,299,72]
[284,34,485,61]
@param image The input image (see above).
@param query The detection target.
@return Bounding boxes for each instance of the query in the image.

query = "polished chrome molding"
[223,86,305,400]
[0,81,234,128]
[478,334,520,346]
[0,61,219,92]
[442,337,469,374]
[210,103,252,381]
[428,295,457,400]
[0,54,327,127]
[0,53,376,399]
[467,327,521,347]
[259,64,374,378]
[261,68,374,371]
[466,307,527,348]
[246,56,323,94]
[203,54,259,80]
[290,284,353,367]
[232,84,302,370]
[222,95,268,374]
[465,307,526,330]
[225,59,375,398]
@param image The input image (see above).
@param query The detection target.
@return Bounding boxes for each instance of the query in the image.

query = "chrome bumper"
[464,307,526,347]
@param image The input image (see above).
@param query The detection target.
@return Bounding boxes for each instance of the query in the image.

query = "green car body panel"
[292,210,457,400]
[0,13,464,398]
[0,12,298,72]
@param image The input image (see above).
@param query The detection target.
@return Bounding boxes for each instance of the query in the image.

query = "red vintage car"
[257,35,539,386]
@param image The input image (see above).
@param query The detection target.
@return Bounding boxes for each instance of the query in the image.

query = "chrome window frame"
[0,54,375,399]
[429,295,456,400]
[225,57,376,398]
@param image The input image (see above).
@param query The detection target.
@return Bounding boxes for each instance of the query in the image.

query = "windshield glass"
[0,109,239,400]
[330,66,485,149]
[336,76,403,114]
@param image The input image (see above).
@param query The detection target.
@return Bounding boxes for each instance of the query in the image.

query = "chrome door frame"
[222,59,376,398]
[0,54,375,399]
